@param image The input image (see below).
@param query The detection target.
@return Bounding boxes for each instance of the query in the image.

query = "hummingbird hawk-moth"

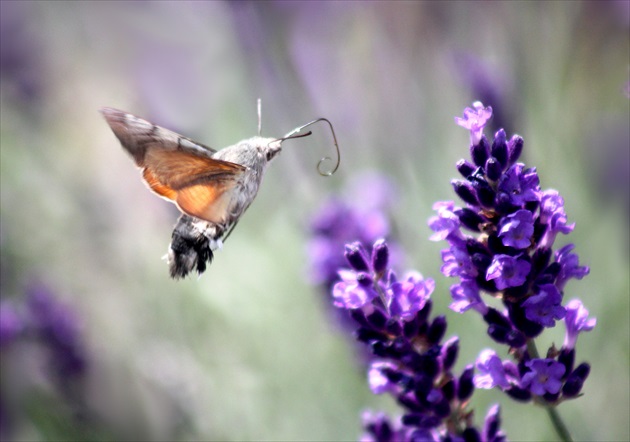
[100,104,339,279]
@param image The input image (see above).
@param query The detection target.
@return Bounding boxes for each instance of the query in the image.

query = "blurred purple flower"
[26,285,87,379]
[0,2,45,106]
[0,301,23,347]
[453,53,514,136]
[308,172,397,288]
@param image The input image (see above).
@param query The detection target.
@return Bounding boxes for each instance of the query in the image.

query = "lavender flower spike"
[329,239,504,440]
[426,102,595,438]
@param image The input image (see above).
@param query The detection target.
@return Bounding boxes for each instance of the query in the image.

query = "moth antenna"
[280,118,341,176]
[257,98,262,136]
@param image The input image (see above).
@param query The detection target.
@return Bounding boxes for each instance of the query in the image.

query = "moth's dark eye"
[266,149,278,161]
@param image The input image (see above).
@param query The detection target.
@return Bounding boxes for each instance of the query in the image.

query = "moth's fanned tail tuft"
[168,215,217,279]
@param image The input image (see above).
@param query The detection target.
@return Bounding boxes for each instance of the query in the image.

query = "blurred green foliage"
[1,1,628,441]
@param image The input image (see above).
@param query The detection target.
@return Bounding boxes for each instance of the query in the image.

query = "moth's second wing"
[143,149,245,223]
[101,107,245,224]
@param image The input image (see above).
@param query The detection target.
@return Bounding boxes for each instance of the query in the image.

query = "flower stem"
[546,405,573,442]
[527,340,573,442]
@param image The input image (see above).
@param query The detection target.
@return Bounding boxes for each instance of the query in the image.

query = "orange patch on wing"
[176,183,234,224]
[137,149,243,223]
[142,168,178,201]
[145,149,244,190]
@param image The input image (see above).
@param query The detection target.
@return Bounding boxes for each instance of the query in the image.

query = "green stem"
[526,339,573,442]
[546,405,573,442]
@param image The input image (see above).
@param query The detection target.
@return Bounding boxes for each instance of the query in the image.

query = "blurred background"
[1,1,628,441]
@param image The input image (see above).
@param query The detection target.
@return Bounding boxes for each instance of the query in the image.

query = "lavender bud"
[487,324,511,344]
[505,329,527,348]
[355,328,388,343]
[350,309,369,327]
[356,272,374,287]
[532,219,547,244]
[441,337,459,372]
[503,284,529,301]
[561,376,584,398]
[402,413,441,429]
[457,159,477,178]
[471,253,492,276]
[483,308,513,330]
[558,348,575,378]
[452,180,479,206]
[507,134,524,165]
[371,341,389,358]
[485,157,503,181]
[413,374,434,399]
[391,337,412,356]
[491,129,508,168]
[442,378,456,401]
[344,242,369,271]
[410,353,440,378]
[432,395,451,418]
[457,365,475,401]
[505,386,532,402]
[371,239,389,275]
[482,405,501,441]
[531,247,552,277]
[385,318,402,336]
[507,302,544,338]
[366,310,387,329]
[416,299,432,325]
[495,192,519,214]
[427,316,447,344]
[572,362,590,380]
[403,316,420,339]
[543,391,561,403]
[456,208,486,232]
[466,238,491,257]
[470,176,496,208]
[543,262,562,280]
[471,135,491,167]
[463,428,482,442]
[562,363,590,397]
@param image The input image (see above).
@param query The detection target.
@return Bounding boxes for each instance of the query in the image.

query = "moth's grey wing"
[100,107,217,165]
[168,214,227,279]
